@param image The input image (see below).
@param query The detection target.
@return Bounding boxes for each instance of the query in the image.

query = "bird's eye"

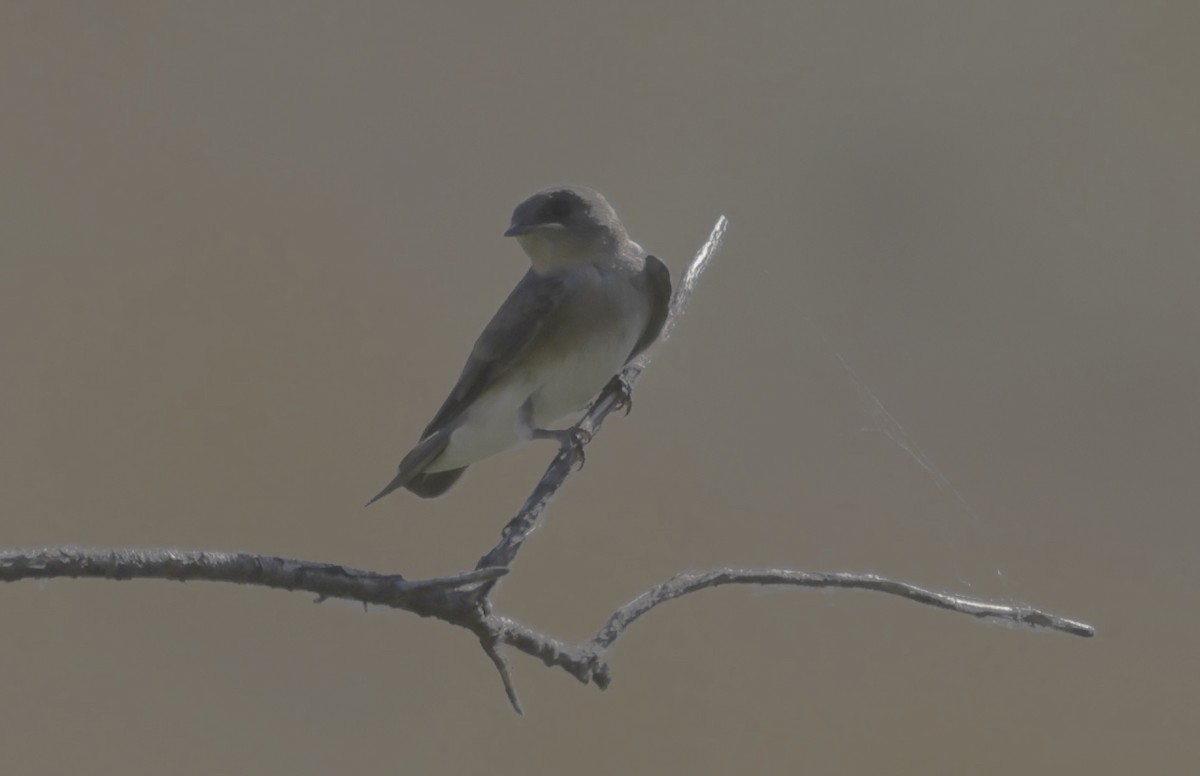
[547,196,575,223]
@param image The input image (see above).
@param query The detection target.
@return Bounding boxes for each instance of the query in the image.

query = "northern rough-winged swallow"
[367,186,672,503]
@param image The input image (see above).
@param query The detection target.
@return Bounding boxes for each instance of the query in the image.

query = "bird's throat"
[517,232,603,272]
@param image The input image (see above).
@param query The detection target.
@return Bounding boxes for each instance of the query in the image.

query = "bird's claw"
[564,427,592,469]
[532,426,592,470]
[607,373,635,416]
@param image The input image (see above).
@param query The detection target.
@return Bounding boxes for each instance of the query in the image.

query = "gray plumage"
[367,186,671,504]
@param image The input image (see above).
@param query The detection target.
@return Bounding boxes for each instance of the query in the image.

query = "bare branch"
[0,214,1096,712]
[589,568,1097,653]
[489,615,612,688]
[477,566,1095,690]
[477,216,730,572]
[0,546,1095,695]
[656,213,729,346]
[0,547,505,619]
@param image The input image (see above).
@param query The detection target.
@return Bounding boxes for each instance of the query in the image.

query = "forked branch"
[0,215,1094,715]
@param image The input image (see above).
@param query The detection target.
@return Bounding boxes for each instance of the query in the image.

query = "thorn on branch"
[480,638,523,715]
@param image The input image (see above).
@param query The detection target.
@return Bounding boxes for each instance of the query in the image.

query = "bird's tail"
[405,467,466,498]
[365,430,457,506]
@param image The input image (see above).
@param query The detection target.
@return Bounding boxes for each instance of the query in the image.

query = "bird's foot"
[607,373,635,416]
[533,426,593,469]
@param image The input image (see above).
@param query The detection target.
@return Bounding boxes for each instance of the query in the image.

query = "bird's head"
[504,186,626,271]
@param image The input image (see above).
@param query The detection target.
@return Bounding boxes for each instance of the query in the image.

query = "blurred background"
[2,2,1196,773]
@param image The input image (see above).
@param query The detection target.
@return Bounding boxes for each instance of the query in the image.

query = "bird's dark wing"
[421,269,568,437]
[364,427,452,505]
[626,254,672,363]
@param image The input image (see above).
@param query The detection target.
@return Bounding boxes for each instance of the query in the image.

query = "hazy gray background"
[2,2,1196,773]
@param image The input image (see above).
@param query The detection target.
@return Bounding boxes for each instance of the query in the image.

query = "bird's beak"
[503,221,564,237]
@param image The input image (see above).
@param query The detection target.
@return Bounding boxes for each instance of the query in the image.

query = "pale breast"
[527,266,648,426]
[429,262,650,471]
[432,378,535,470]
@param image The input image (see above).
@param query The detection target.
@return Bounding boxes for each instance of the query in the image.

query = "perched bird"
[367,186,672,503]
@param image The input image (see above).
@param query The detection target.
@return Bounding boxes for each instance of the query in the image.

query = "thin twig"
[481,566,1095,689]
[476,216,729,572]
[589,568,1097,652]
[480,637,524,715]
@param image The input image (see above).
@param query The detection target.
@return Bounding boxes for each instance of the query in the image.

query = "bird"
[366,185,672,504]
